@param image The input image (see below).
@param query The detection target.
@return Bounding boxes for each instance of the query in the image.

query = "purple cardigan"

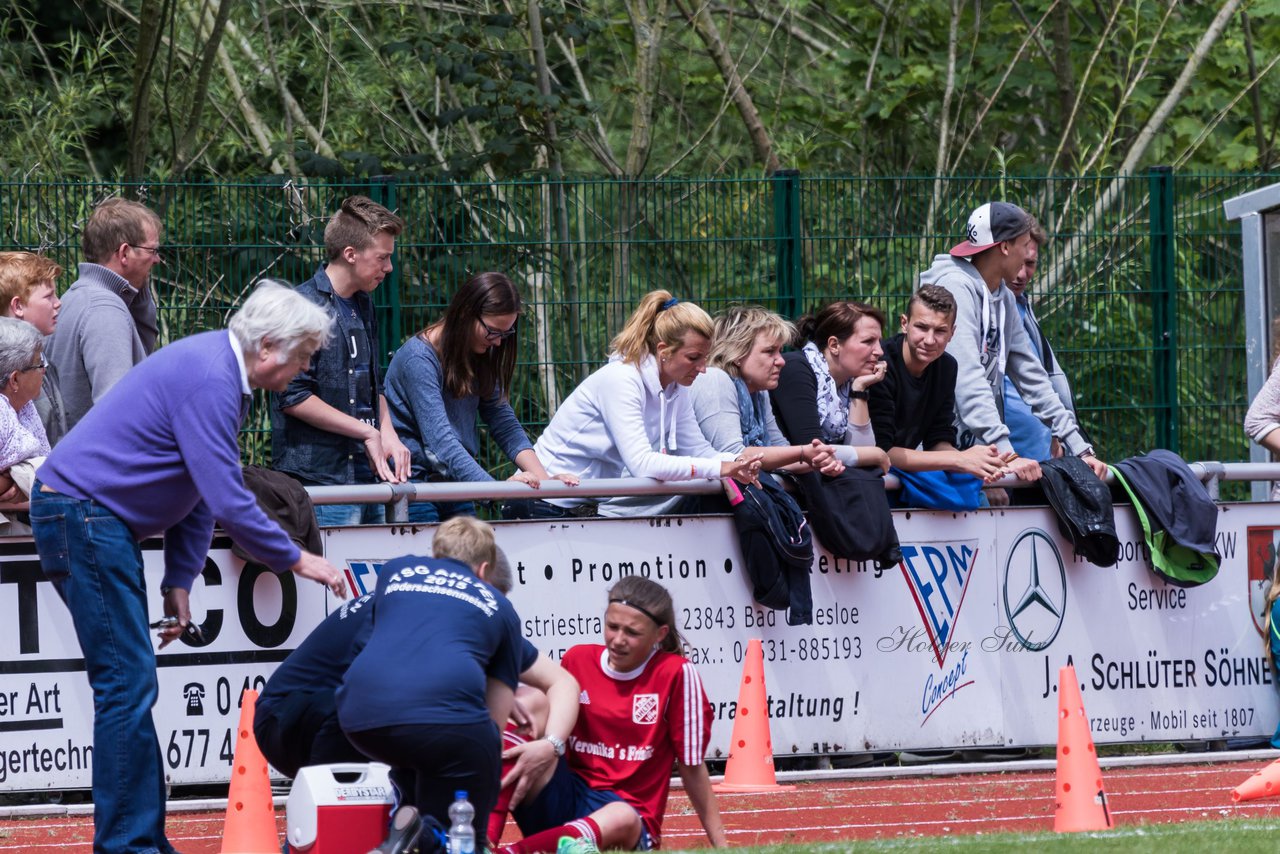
[38,331,301,589]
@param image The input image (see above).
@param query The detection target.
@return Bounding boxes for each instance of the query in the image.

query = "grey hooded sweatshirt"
[919,253,1091,458]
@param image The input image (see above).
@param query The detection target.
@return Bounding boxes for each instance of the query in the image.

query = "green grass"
[671,819,1280,852]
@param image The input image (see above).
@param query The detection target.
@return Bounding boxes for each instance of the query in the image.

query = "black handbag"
[792,467,902,568]
[729,471,815,625]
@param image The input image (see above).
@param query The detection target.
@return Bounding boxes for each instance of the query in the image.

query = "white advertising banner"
[0,537,332,790]
[1,503,1277,790]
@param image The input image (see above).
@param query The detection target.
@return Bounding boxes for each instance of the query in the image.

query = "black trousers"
[347,719,501,850]
[254,690,366,779]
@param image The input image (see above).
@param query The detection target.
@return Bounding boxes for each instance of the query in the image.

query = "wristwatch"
[850,390,870,401]
[544,734,566,757]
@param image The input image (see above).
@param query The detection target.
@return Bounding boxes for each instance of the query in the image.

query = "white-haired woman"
[526,290,762,517]
[690,305,843,476]
[0,316,52,478]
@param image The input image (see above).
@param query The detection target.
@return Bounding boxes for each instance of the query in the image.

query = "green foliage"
[711,818,1280,853]
[0,5,126,179]
[0,2,1276,473]
[3,1,1279,178]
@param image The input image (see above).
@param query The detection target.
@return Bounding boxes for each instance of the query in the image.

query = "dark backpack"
[729,471,815,625]
[1111,450,1220,587]
[791,466,902,569]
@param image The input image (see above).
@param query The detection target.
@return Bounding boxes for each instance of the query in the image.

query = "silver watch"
[544,734,566,757]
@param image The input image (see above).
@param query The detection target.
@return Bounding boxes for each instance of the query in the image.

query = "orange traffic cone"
[220,689,279,853]
[1232,756,1280,802]
[1053,665,1113,832]
[713,639,794,793]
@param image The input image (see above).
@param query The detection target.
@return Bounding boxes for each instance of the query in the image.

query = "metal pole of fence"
[772,169,803,318]
[368,175,401,370]
[1149,165,1179,454]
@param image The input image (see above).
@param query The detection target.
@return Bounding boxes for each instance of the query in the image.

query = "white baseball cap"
[949,202,1032,257]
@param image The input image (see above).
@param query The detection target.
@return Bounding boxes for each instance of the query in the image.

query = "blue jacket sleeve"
[477,388,534,466]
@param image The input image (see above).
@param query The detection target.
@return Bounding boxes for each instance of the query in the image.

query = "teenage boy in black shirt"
[868,285,1007,481]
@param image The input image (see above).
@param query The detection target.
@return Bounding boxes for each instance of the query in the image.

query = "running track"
[2,756,1279,851]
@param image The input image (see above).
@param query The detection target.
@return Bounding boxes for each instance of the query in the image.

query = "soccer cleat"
[555,836,600,854]
[367,805,424,854]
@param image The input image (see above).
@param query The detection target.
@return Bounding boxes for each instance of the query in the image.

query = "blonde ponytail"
[609,290,714,364]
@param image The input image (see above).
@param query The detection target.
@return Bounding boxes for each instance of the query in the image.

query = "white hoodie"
[533,354,733,507]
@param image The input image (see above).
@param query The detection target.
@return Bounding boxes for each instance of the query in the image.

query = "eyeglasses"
[479,317,518,341]
[19,355,48,373]
[127,243,164,259]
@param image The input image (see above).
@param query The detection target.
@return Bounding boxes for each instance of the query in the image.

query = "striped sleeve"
[675,660,712,766]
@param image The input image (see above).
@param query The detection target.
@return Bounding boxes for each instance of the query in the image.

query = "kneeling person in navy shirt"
[338,517,524,852]
[256,549,578,791]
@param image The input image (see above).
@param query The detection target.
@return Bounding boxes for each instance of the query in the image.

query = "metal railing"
[303,460,1280,522]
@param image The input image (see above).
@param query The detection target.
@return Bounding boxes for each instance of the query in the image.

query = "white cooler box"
[286,762,395,853]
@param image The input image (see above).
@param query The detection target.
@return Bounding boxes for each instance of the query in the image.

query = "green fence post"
[1149,165,1178,453]
[772,169,803,318]
[367,175,401,367]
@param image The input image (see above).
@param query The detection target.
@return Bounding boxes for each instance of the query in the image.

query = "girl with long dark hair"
[770,300,891,472]
[385,272,574,522]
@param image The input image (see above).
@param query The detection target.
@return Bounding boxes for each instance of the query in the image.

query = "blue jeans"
[314,502,385,526]
[406,499,475,525]
[29,482,178,854]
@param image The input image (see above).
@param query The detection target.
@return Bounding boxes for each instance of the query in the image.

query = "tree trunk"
[674,0,780,174]
[623,0,670,177]
[173,0,237,178]
[920,0,960,266]
[528,0,581,395]
[613,0,670,330]
[125,0,170,181]
[1240,11,1269,167]
[1052,0,1076,170]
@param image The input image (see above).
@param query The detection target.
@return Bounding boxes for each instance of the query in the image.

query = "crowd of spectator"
[1,195,1113,527]
[11,194,1131,854]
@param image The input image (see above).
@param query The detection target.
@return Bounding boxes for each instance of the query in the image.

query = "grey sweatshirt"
[919,253,1090,457]
[45,263,157,433]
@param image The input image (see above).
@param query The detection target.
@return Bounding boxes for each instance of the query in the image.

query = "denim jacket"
[271,266,383,486]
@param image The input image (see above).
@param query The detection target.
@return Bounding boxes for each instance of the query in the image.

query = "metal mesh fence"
[1,171,1271,483]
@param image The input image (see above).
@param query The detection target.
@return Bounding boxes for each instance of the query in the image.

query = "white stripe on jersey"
[568,818,599,846]
[681,661,705,765]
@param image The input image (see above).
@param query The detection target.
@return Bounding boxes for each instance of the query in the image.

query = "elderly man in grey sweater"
[45,198,163,437]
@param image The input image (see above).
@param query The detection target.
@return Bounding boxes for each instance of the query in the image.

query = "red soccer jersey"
[561,644,712,846]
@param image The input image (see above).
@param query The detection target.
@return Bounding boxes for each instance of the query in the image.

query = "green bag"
[1110,465,1219,587]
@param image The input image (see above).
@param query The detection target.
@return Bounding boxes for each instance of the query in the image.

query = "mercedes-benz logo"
[1002,528,1067,651]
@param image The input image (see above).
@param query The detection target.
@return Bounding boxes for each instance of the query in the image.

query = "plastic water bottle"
[447,790,476,854]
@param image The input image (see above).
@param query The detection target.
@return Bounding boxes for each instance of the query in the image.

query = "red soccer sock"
[488,729,527,846]
[500,815,602,854]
